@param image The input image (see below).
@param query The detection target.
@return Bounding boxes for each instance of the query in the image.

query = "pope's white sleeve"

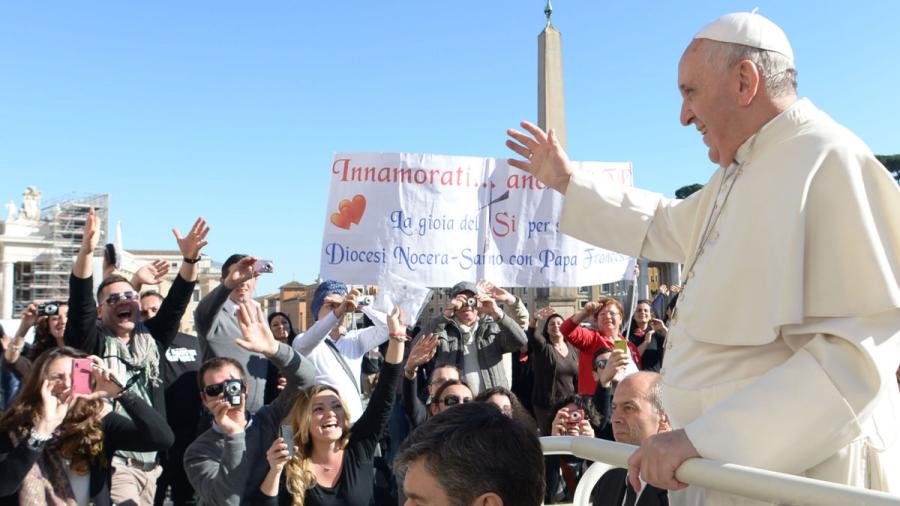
[560,169,700,263]
[683,308,900,473]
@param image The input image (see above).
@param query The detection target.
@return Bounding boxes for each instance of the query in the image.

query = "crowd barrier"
[540,436,900,506]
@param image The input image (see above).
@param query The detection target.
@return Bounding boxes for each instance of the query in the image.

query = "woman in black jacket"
[0,346,174,505]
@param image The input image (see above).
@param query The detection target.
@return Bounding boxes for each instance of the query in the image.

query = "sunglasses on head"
[437,394,472,406]
[203,380,245,397]
[104,291,138,305]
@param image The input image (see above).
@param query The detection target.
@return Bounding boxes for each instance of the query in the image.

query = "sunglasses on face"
[203,380,245,397]
[593,359,608,371]
[437,394,472,406]
[104,291,138,305]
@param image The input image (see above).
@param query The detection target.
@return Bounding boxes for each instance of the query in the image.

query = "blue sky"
[2,1,897,295]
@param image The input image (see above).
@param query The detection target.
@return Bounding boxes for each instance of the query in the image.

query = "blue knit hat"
[312,280,349,320]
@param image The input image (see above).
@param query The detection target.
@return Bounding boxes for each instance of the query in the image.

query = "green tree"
[876,155,900,185]
[675,183,704,199]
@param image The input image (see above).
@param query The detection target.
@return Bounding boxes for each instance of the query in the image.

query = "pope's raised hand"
[506,121,574,194]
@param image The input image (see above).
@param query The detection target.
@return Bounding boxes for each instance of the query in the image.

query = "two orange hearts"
[330,195,366,229]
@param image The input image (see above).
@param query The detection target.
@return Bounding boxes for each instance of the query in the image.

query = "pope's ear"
[736,59,761,106]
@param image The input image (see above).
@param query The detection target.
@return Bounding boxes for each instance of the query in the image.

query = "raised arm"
[478,280,529,331]
[194,256,258,338]
[351,307,405,444]
[145,218,208,347]
[290,290,358,356]
[3,305,37,379]
[560,303,607,352]
[477,296,527,353]
[506,120,574,194]
[234,303,315,420]
[64,208,102,353]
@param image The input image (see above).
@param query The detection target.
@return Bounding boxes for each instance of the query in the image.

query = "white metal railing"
[541,436,900,506]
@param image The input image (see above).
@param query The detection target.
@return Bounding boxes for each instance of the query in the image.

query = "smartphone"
[253,259,275,274]
[280,424,295,457]
[614,339,629,353]
[71,358,94,395]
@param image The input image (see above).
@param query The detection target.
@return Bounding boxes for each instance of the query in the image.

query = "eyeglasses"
[203,380,245,397]
[437,395,472,406]
[597,311,621,317]
[104,291,138,305]
[593,359,608,371]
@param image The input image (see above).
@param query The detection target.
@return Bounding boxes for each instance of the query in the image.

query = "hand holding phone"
[280,425,295,457]
[71,358,94,395]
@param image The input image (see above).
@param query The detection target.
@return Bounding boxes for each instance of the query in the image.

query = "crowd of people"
[3,9,900,506]
[0,203,686,506]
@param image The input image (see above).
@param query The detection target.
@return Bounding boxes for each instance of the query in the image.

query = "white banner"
[319,152,634,287]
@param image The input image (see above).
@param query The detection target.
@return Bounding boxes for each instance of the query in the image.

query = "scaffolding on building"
[12,194,109,315]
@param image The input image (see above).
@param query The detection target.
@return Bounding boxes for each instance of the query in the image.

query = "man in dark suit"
[592,372,670,506]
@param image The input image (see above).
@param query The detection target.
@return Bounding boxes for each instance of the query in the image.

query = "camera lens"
[224,381,241,395]
[466,298,476,307]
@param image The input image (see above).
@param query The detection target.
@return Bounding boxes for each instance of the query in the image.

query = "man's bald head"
[619,371,664,413]
[611,371,669,445]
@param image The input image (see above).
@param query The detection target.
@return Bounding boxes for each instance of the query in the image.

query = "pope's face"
[678,40,742,167]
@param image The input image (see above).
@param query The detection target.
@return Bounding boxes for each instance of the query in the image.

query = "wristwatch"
[25,428,52,448]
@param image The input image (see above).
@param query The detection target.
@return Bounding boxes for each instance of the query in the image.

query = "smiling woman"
[0,347,173,504]
[256,306,407,506]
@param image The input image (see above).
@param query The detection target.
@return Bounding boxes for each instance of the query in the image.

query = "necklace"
[683,164,743,285]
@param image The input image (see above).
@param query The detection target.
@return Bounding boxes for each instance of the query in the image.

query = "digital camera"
[223,379,243,406]
[465,297,477,308]
[253,260,275,274]
[358,295,374,306]
[38,303,60,316]
[567,408,584,428]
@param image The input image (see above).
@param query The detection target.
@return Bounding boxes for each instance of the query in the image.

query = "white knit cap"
[694,10,794,63]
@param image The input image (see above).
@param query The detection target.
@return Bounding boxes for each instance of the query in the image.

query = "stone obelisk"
[538,0,566,150]
[538,1,579,309]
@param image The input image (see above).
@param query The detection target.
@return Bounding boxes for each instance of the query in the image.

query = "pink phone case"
[71,358,93,395]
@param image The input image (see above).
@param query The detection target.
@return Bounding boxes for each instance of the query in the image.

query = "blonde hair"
[283,384,352,505]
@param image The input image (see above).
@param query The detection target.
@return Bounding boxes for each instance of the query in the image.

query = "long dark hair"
[267,311,297,342]
[541,313,565,340]
[628,299,655,336]
[0,346,107,474]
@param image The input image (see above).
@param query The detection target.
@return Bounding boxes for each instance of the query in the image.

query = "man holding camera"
[195,253,275,413]
[427,281,527,395]
[290,280,391,423]
[185,302,316,506]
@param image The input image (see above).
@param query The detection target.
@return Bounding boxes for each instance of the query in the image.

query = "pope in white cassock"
[507,11,900,506]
